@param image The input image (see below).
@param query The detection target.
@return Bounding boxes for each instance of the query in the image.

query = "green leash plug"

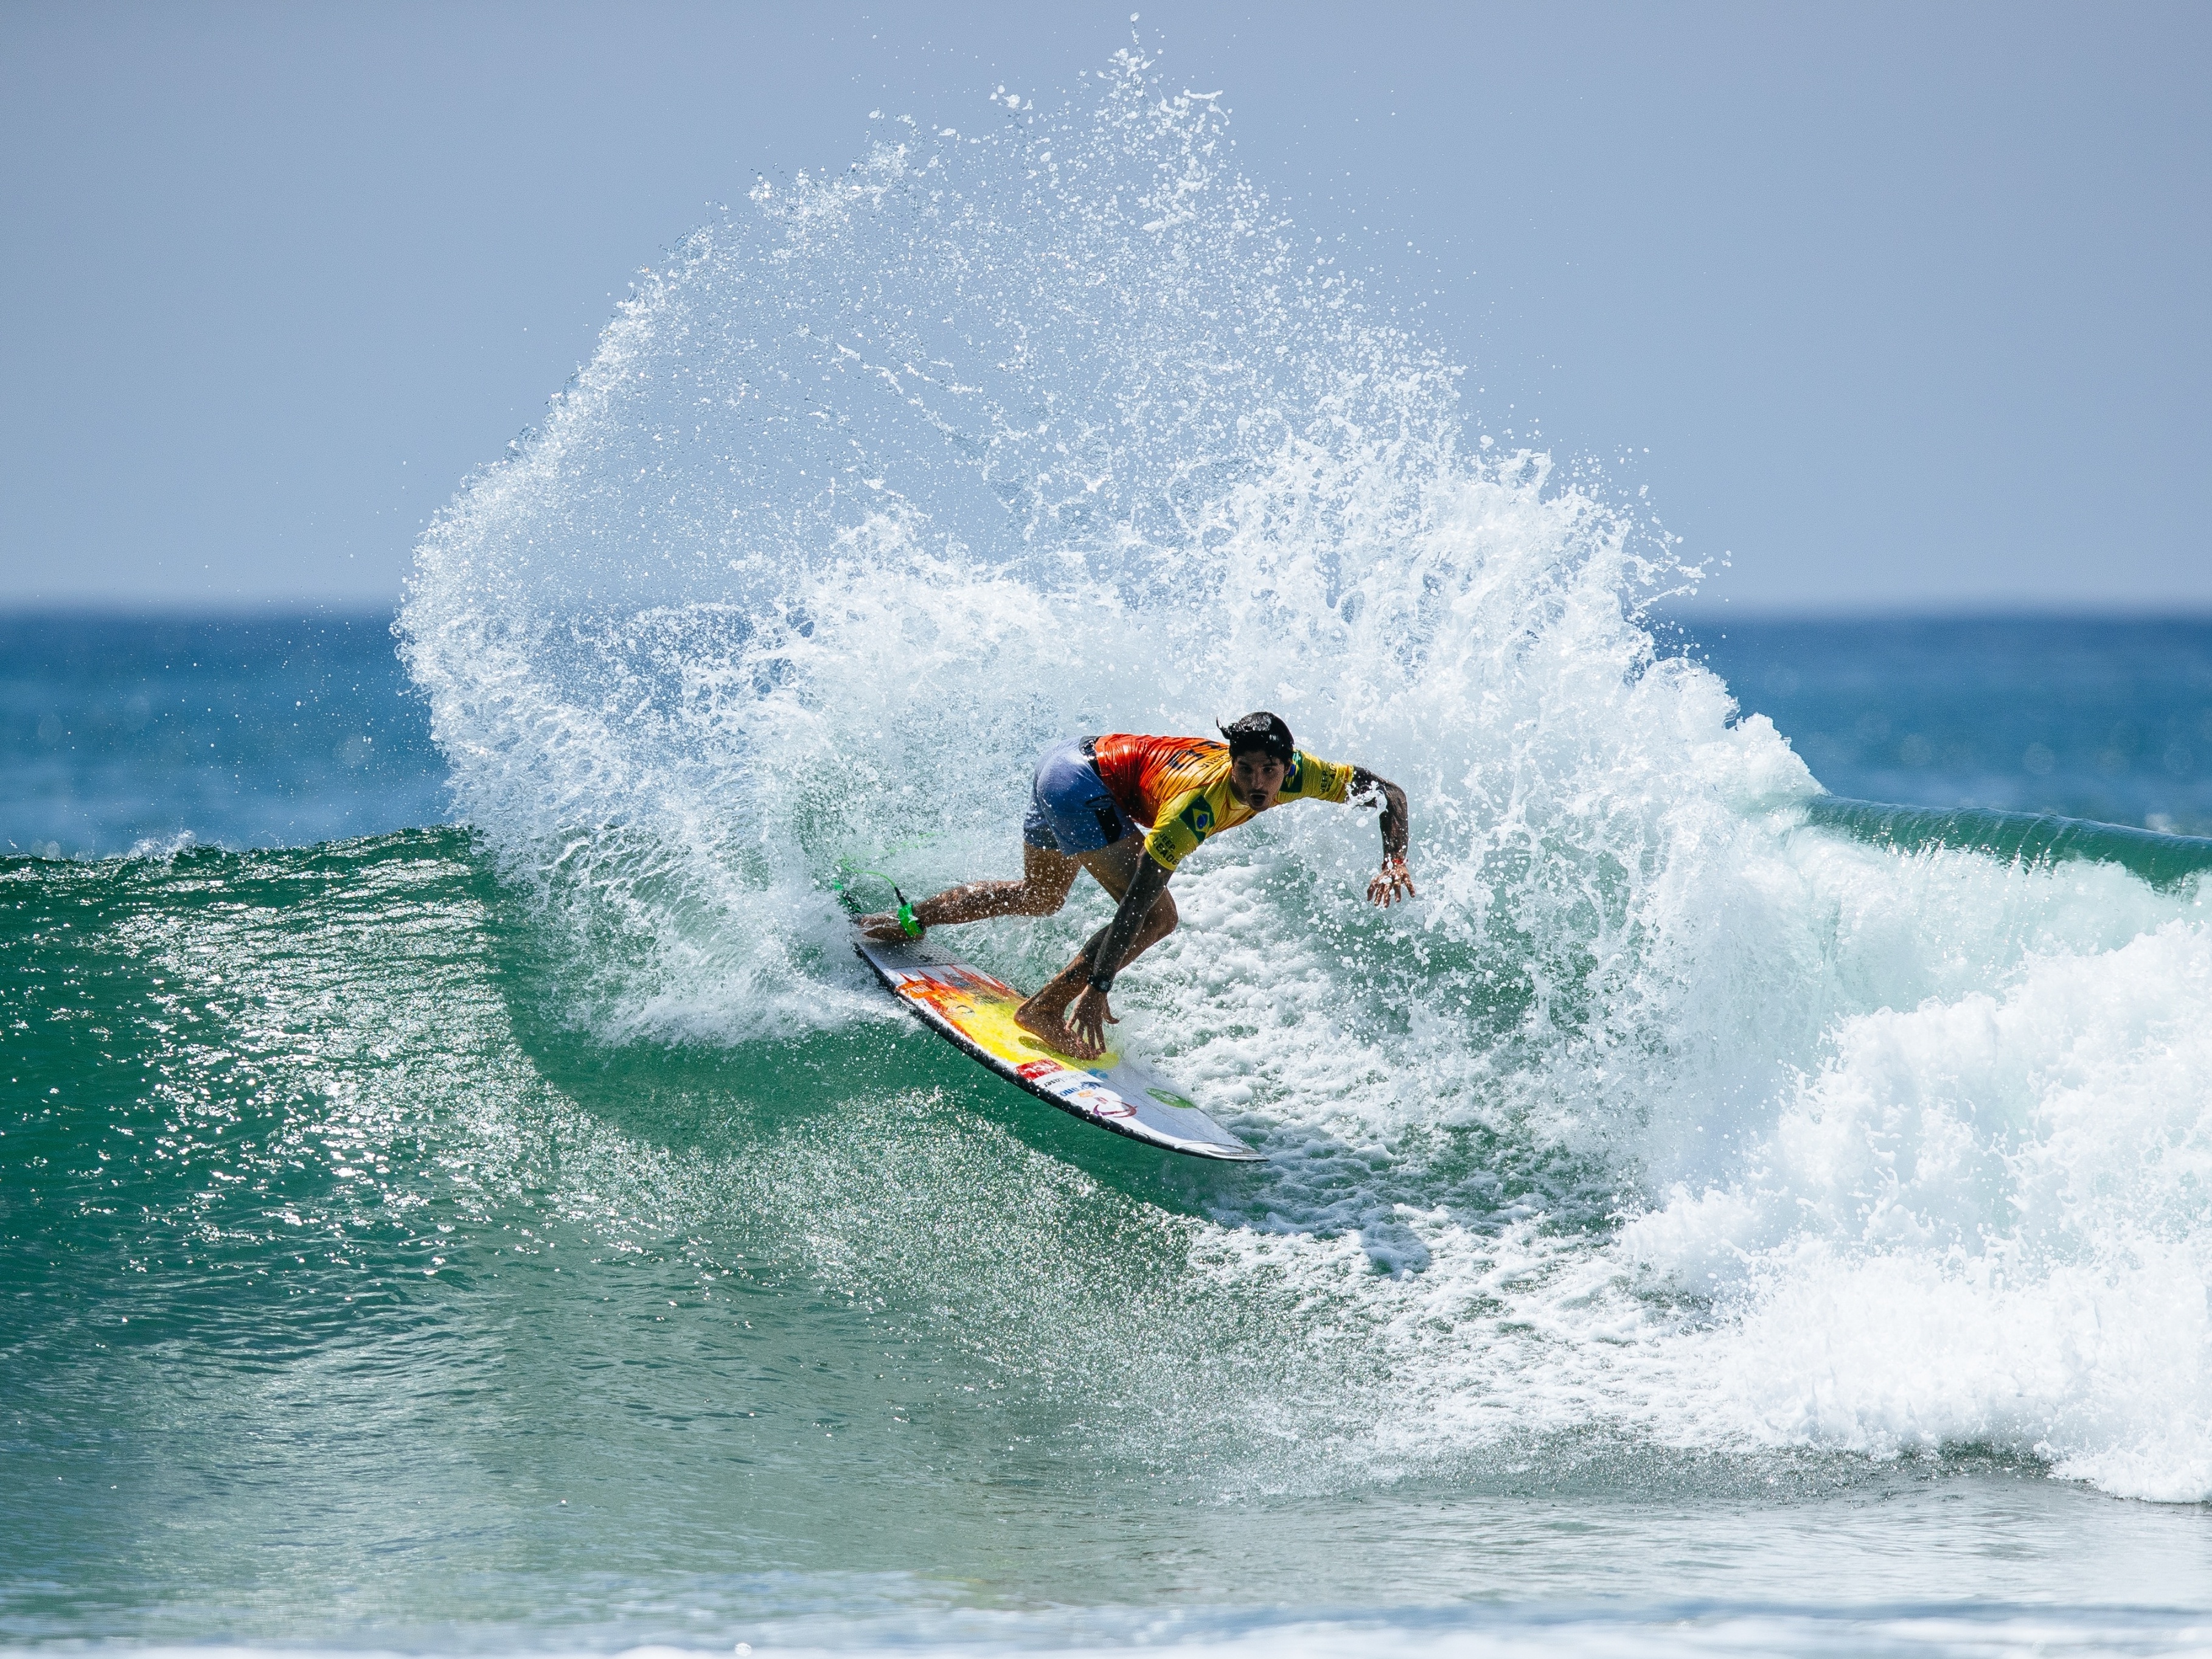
[833,865,922,939]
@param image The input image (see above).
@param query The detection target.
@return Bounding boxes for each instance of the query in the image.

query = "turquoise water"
[9,54,2212,1659]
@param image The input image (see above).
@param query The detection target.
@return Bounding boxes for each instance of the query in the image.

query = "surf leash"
[829,865,923,937]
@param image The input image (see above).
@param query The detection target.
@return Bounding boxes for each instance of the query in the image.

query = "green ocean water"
[7,829,2212,1656]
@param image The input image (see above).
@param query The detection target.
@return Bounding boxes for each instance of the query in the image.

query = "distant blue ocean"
[1683,614,2212,836]
[0,611,442,857]
[6,611,2205,855]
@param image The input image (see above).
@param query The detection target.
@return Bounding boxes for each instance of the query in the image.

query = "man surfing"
[858,711,1412,1060]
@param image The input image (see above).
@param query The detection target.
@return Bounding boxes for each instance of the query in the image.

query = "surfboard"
[854,934,1264,1161]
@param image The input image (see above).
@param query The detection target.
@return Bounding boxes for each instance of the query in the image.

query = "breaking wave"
[398,52,2212,1502]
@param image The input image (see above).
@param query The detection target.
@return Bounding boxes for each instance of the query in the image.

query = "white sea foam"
[401,53,2212,1501]
[100,1611,2212,1659]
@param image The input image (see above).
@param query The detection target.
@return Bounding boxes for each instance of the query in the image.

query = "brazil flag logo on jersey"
[1180,798,1214,838]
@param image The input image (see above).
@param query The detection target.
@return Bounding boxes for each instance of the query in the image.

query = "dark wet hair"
[1217,710,1295,763]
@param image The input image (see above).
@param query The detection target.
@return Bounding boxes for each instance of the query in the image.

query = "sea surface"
[8,58,2212,1659]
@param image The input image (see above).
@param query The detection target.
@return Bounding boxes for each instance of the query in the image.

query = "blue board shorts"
[1021,737,1138,855]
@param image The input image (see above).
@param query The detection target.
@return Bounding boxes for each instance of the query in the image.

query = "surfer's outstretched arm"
[1083,855,1172,993]
[1014,840,1176,1059]
[1349,765,1415,905]
[1056,854,1172,1055]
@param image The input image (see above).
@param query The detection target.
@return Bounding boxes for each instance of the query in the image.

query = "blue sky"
[3,1,2206,613]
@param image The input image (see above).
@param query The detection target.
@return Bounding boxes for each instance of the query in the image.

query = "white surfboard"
[855,934,1263,1162]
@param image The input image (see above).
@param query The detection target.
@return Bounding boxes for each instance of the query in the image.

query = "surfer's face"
[1229,751,1289,812]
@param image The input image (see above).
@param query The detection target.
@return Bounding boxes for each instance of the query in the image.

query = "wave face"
[395,57,2211,1506]
[1804,797,2212,889]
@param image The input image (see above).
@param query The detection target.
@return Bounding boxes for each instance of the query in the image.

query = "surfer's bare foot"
[1016,997,1100,1061]
[855,911,920,944]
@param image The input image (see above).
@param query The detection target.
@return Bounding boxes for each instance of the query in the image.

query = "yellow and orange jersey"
[1090,733,1355,872]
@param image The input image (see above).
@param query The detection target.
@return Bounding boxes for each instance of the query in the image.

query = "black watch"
[1087,974,1113,995]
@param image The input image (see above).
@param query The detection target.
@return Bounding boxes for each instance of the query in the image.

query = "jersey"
[1088,734,1356,872]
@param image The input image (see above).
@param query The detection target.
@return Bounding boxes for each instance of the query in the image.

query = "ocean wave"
[359,50,2212,1503]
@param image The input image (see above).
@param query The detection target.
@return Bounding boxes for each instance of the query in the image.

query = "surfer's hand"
[1367,858,1416,908]
[1068,986,1118,1057]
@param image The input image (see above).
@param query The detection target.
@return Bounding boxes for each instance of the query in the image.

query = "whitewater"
[393,53,2211,1509]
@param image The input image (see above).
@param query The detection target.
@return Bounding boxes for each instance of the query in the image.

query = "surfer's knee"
[1015,881,1069,917]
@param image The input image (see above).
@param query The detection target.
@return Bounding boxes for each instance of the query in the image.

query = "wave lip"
[1805,796,2212,890]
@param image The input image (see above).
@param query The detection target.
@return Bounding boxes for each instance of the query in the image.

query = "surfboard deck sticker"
[854,934,1264,1162]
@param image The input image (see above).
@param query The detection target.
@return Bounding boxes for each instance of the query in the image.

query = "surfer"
[858,712,1412,1059]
